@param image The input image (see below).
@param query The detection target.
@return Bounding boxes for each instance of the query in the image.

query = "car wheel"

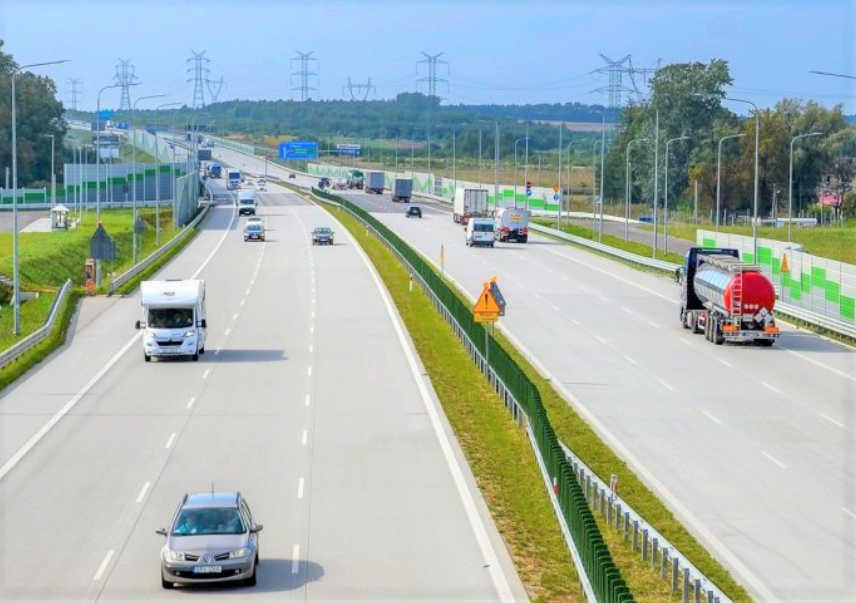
[245,565,257,587]
[144,353,151,362]
[162,575,174,589]
[192,352,199,361]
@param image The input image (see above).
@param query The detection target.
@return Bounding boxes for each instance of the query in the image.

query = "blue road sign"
[98,109,115,121]
[336,143,362,157]
[553,193,560,201]
[525,187,532,197]
[279,140,318,160]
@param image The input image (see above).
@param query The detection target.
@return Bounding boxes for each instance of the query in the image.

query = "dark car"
[243,223,266,242]
[157,492,263,589]
[406,206,422,218]
[312,227,334,245]
[318,177,331,189]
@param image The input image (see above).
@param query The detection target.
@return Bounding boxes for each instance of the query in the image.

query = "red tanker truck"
[676,247,779,346]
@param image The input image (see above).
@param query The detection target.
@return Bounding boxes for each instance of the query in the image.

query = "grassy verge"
[322,196,753,602]
[0,289,79,394]
[0,292,59,350]
[112,224,202,296]
[322,204,582,603]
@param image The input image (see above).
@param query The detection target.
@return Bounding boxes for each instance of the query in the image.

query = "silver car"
[157,492,263,589]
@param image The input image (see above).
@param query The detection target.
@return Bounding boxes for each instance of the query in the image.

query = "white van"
[238,190,257,215]
[136,279,207,361]
[466,217,495,247]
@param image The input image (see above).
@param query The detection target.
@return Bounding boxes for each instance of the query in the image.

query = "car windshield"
[315,228,331,234]
[172,507,245,536]
[474,223,493,232]
[240,199,254,205]
[246,224,262,231]
[148,308,193,329]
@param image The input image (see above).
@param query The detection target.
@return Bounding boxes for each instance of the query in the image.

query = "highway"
[207,146,856,603]
[0,178,526,602]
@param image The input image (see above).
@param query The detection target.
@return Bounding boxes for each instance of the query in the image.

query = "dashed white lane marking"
[297,477,305,498]
[311,311,315,318]
[623,354,637,365]
[717,358,732,367]
[246,288,250,295]
[842,507,856,521]
[305,394,310,406]
[186,397,196,409]
[291,545,300,574]
[233,313,238,320]
[657,378,673,391]
[165,433,176,449]
[549,304,560,312]
[202,369,210,380]
[648,320,659,328]
[761,451,787,469]
[571,319,581,326]
[215,347,221,355]
[595,335,606,344]
[702,410,722,424]
[678,338,692,346]
[621,307,633,314]
[309,344,314,353]
[93,550,114,581]
[301,430,308,445]
[225,328,230,336]
[240,300,245,306]
[310,326,315,334]
[580,285,588,292]
[761,382,782,394]
[308,367,312,377]
[136,481,151,503]
[820,414,845,428]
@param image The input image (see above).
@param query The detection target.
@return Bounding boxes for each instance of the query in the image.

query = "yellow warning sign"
[473,281,501,323]
[780,253,789,273]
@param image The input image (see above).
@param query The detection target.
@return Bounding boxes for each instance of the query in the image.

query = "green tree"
[0,39,67,187]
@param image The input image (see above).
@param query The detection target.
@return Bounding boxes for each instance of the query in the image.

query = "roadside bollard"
[672,558,679,592]
[652,537,659,566]
[633,521,639,552]
[409,273,413,292]
[662,548,669,579]
[695,579,701,603]
[600,490,606,518]
[683,568,690,603]
[642,529,649,561]
[624,512,631,542]
[616,503,622,530]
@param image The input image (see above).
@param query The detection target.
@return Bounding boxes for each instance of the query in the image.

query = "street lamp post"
[598,114,606,243]
[664,135,690,253]
[42,134,56,208]
[513,137,529,209]
[789,132,823,242]
[726,97,761,259]
[10,58,69,335]
[131,94,167,263]
[96,83,128,223]
[592,140,601,222]
[157,102,182,246]
[625,138,649,241]
[716,133,746,232]
[652,109,660,258]
[524,122,529,210]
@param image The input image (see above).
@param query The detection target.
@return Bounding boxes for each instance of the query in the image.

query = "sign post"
[472,277,506,369]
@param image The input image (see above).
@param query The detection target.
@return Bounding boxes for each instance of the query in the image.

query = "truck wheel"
[758,339,775,347]
[689,312,700,334]
[714,321,725,345]
[680,307,688,329]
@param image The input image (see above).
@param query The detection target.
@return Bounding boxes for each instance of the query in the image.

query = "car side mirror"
[135,320,144,330]
[155,528,168,536]
[198,319,207,328]
[251,524,264,533]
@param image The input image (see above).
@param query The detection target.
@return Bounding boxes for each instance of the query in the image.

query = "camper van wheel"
[191,352,199,361]
[144,353,151,362]
[199,346,205,355]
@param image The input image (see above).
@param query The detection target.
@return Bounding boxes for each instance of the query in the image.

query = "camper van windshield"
[148,308,194,329]
[474,223,494,232]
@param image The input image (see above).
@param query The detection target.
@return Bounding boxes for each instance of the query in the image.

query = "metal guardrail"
[0,279,73,371]
[107,204,210,295]
[529,222,856,340]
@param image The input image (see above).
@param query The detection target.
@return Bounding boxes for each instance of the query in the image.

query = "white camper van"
[465,217,495,247]
[136,279,207,361]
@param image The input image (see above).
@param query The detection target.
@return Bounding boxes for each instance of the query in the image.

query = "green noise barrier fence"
[312,187,633,603]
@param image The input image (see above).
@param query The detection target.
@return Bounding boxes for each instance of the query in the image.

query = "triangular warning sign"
[474,284,501,314]
[780,253,789,273]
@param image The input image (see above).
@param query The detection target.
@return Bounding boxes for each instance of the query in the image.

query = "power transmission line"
[114,59,139,111]
[187,50,211,108]
[591,54,662,108]
[206,75,226,103]
[344,77,375,100]
[291,51,318,101]
[66,78,82,111]
[416,52,449,100]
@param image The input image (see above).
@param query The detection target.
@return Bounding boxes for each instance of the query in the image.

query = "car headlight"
[184,331,196,338]
[229,547,249,559]
[165,550,186,561]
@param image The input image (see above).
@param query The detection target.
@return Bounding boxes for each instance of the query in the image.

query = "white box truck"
[227,168,242,190]
[136,279,207,361]
[495,207,530,243]
[453,188,489,225]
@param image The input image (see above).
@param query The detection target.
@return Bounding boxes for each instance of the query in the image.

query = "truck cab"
[227,169,242,190]
[136,280,207,361]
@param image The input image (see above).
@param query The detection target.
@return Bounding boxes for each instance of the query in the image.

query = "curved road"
[0,179,526,602]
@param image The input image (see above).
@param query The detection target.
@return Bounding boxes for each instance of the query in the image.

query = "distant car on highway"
[256,178,266,191]
[156,491,263,589]
[332,177,348,190]
[406,206,422,218]
[318,177,331,189]
[288,173,296,179]
[312,227,334,245]
[243,222,266,242]
[238,191,257,216]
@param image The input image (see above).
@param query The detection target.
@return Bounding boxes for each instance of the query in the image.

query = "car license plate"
[192,565,222,574]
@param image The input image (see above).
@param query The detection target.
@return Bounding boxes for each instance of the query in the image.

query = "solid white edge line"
[186,397,196,409]
[702,410,722,425]
[337,214,516,603]
[301,429,308,445]
[136,481,151,503]
[0,333,142,484]
[165,433,176,449]
[820,414,845,428]
[291,544,300,574]
[761,451,787,469]
[297,477,305,498]
[93,549,114,581]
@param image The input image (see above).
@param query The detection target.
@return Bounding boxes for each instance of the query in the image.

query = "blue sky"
[1,0,853,113]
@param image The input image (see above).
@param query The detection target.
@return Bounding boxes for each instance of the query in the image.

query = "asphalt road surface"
[0,178,526,602]
[211,145,856,603]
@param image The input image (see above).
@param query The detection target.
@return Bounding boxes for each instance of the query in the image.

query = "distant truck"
[391,178,413,203]
[136,279,207,362]
[365,171,385,194]
[207,162,222,178]
[495,207,530,243]
[453,188,489,225]
[677,247,779,346]
[347,170,365,190]
[227,169,242,190]
[197,148,212,161]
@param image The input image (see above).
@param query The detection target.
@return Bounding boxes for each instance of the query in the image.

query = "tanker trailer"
[676,247,779,346]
